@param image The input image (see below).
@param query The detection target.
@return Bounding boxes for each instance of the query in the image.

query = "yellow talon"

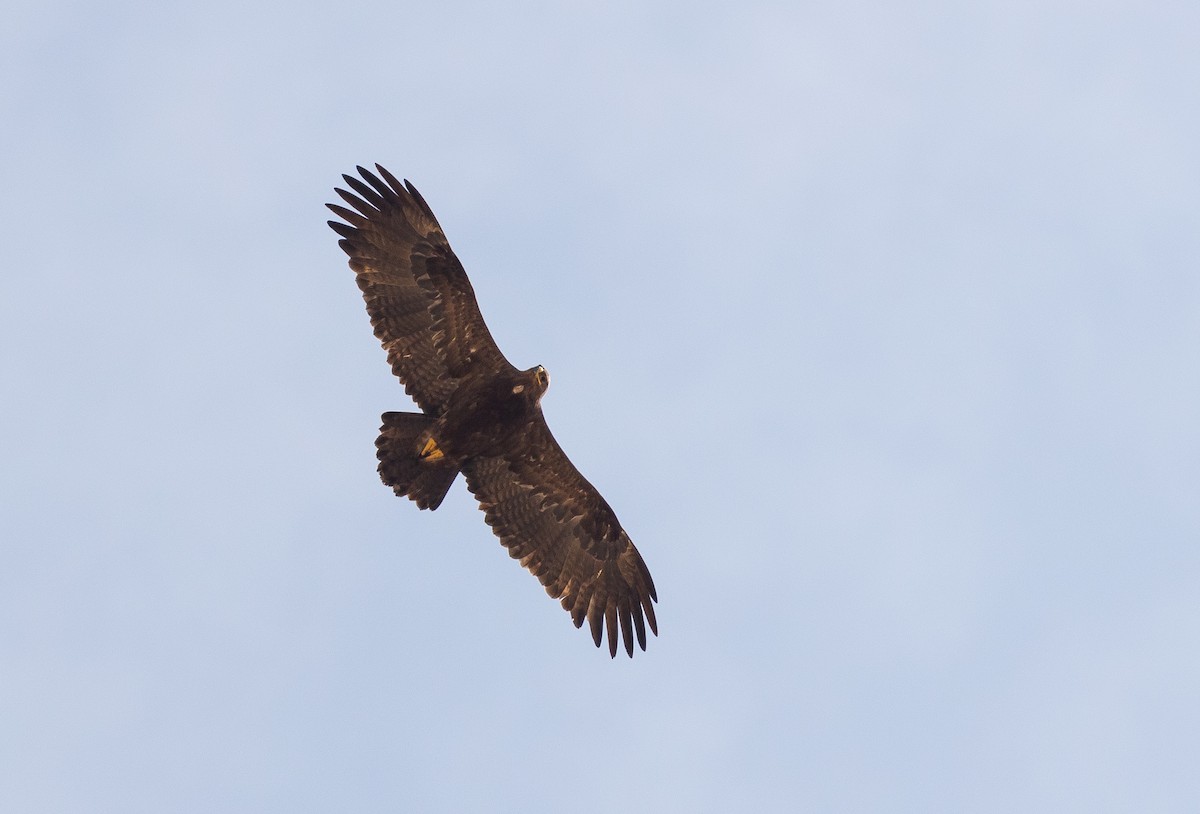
[419,436,444,462]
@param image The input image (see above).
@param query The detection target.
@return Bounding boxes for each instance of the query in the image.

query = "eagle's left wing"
[460,416,658,657]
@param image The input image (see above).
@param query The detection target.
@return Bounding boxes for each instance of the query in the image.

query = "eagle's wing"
[327,165,513,413]
[461,416,658,657]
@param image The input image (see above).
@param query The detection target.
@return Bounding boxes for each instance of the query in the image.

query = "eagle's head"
[512,365,550,402]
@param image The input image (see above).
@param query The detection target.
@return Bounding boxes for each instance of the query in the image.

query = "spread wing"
[327,165,514,413]
[461,416,658,657]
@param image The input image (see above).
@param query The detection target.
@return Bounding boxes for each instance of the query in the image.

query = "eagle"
[327,165,658,657]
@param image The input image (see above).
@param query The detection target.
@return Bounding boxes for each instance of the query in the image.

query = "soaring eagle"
[327,165,658,657]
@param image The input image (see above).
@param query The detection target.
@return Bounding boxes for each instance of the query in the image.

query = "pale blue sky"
[3,2,1199,811]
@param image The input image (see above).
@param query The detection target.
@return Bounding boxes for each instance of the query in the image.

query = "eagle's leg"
[418,434,445,462]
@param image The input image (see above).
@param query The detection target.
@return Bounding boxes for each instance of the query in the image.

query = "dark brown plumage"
[327,165,658,657]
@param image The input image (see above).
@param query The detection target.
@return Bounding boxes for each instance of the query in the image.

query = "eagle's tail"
[376,412,459,510]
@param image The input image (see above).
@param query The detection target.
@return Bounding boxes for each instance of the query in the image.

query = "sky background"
[3,1,1199,811]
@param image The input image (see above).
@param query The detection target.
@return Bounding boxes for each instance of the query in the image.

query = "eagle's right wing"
[327,165,514,413]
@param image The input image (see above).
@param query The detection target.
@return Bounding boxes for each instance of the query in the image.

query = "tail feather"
[376,412,458,510]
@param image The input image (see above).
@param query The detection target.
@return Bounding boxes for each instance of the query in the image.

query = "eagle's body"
[327,165,657,657]
[431,366,548,461]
